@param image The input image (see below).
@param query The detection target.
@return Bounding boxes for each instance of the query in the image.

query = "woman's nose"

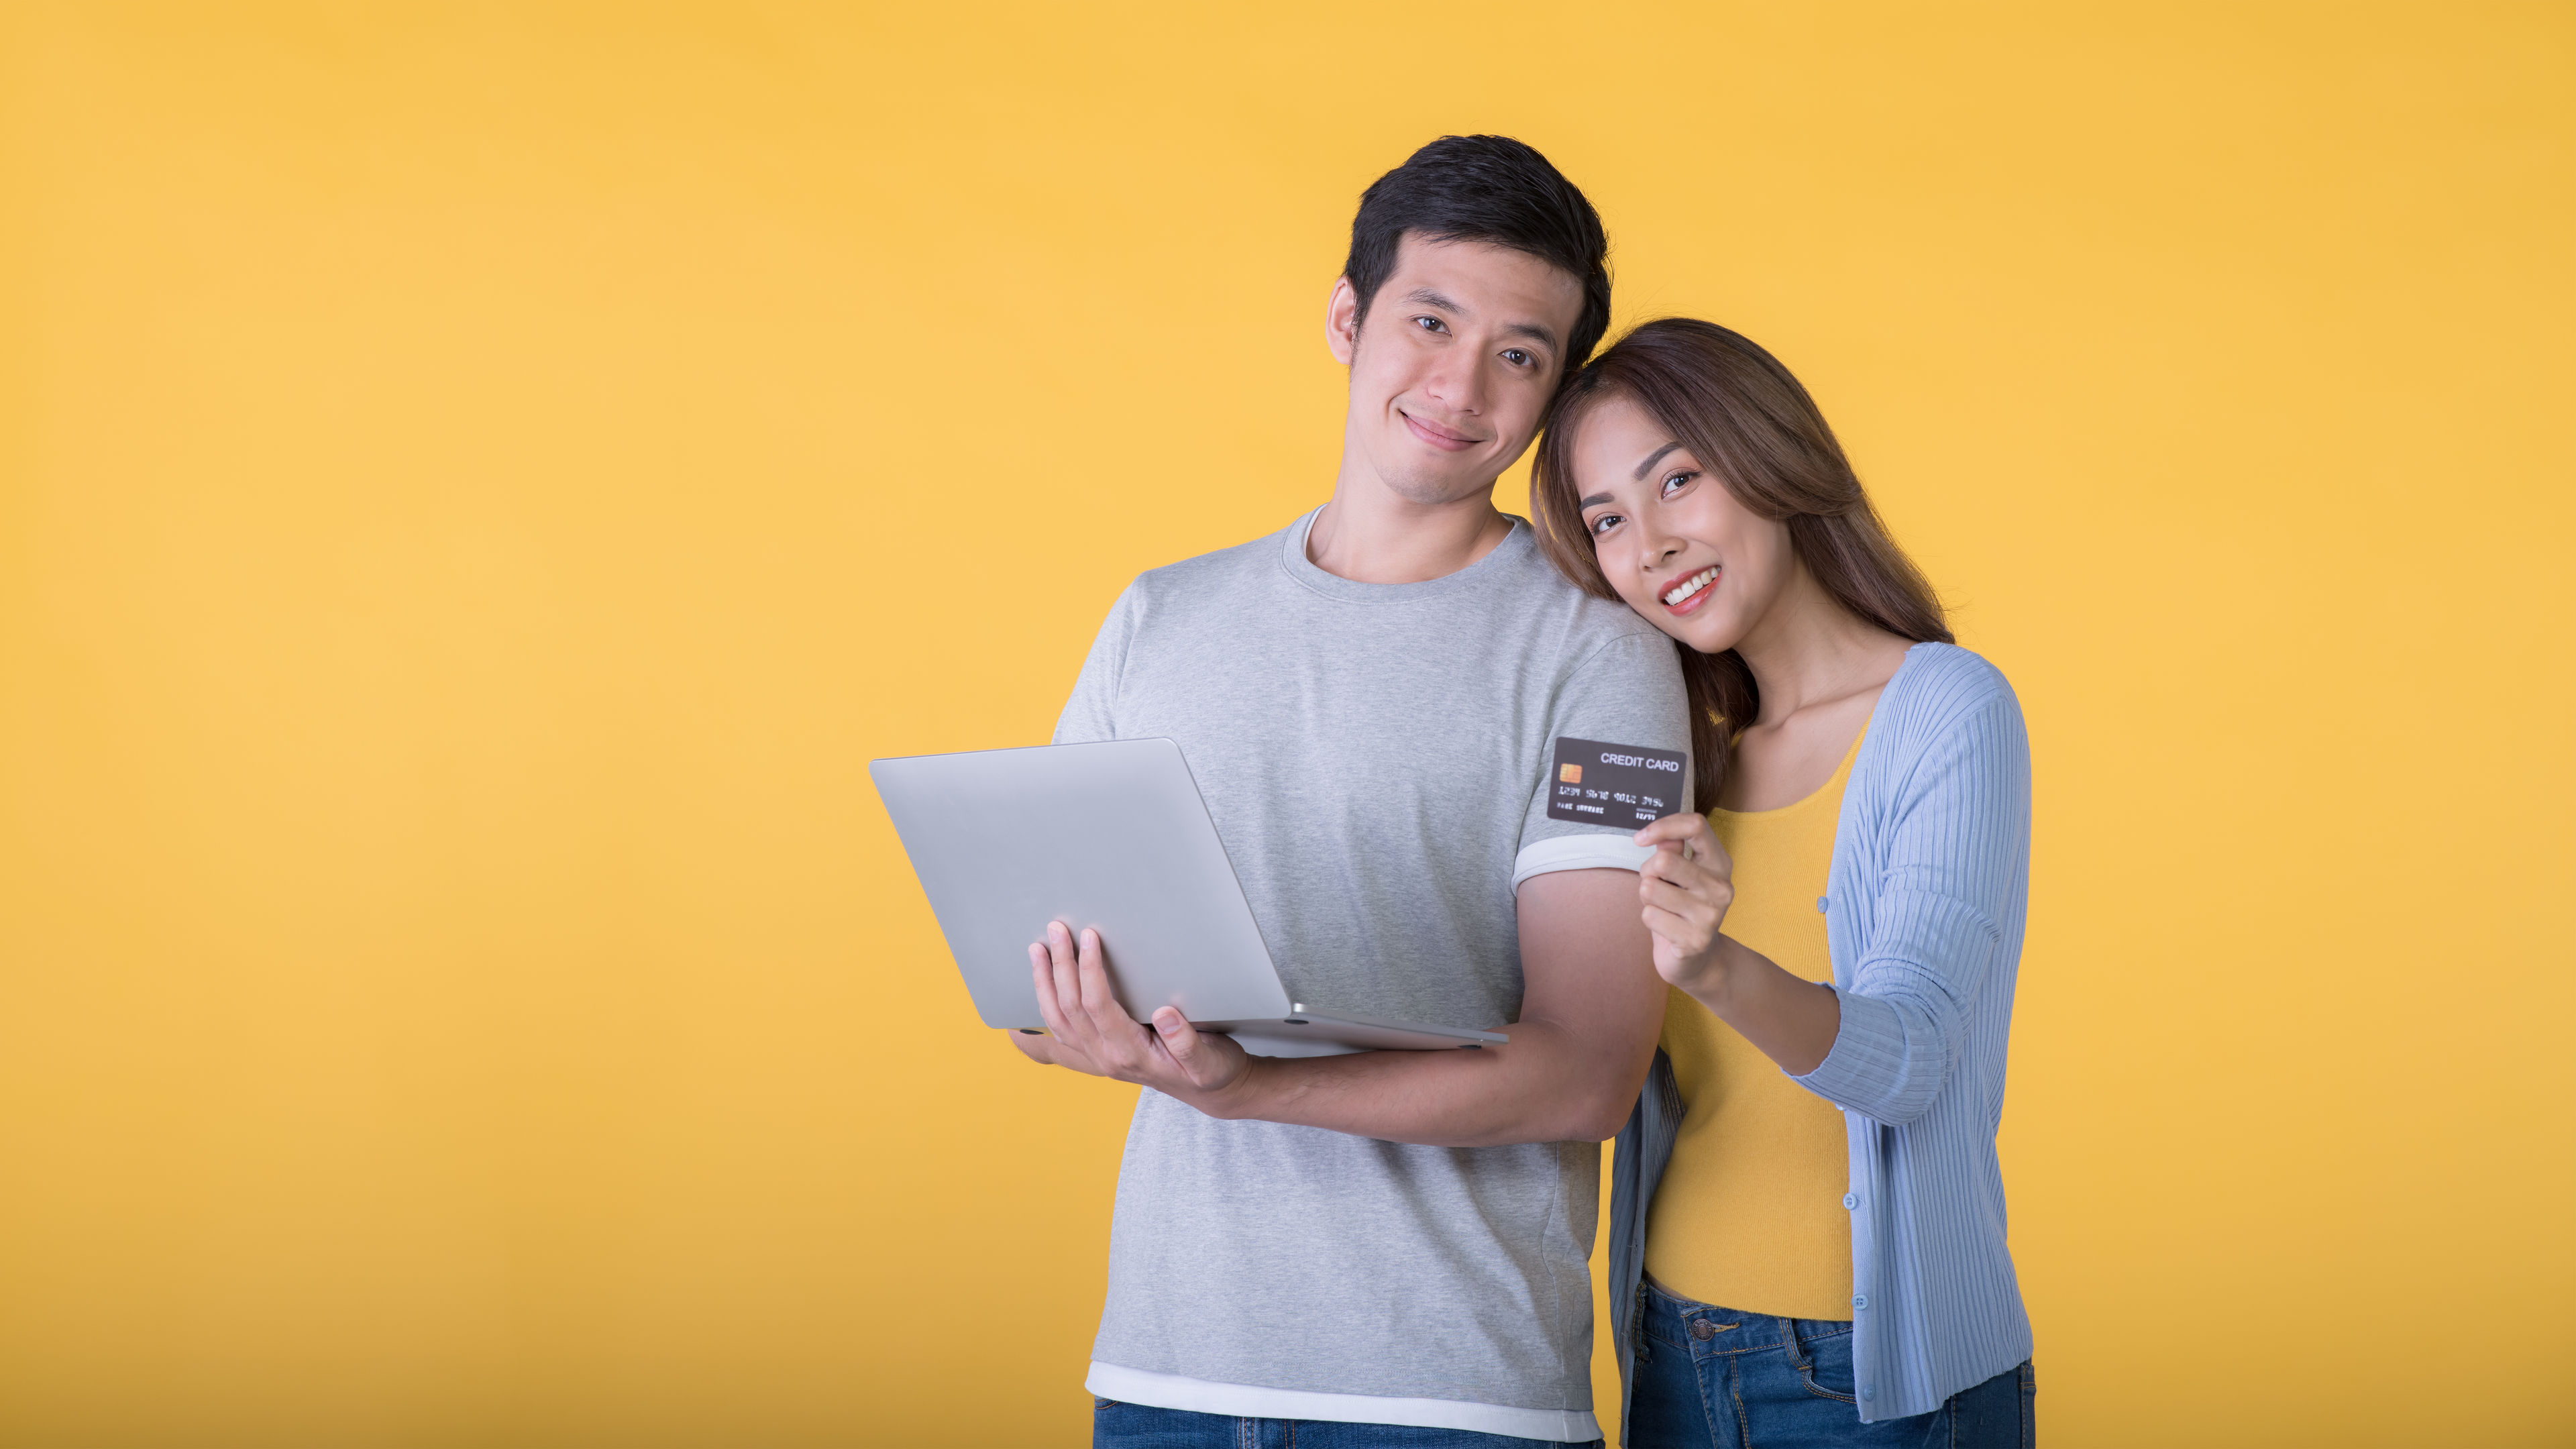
[1638,515,1685,568]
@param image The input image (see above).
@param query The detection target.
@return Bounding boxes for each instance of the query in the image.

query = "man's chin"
[1376,463,1503,508]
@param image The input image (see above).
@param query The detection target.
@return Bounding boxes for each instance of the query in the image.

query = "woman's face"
[1570,392,1799,657]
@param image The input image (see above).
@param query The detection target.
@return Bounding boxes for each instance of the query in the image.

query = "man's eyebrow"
[1402,286,1465,312]
[1631,442,1683,482]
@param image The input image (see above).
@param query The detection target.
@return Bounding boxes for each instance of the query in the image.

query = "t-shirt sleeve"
[1511,629,1694,890]
[1051,582,1139,746]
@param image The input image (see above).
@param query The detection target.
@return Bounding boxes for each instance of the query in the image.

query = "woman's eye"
[1661,470,1695,497]
[1413,315,1448,334]
[1588,513,1622,537]
[1501,348,1532,368]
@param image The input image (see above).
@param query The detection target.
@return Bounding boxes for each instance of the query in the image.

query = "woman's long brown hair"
[1530,317,1951,813]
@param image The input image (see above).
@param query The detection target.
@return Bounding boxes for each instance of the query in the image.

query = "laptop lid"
[869,738,1295,1032]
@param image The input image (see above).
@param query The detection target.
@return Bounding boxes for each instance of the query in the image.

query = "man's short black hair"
[1342,135,1612,377]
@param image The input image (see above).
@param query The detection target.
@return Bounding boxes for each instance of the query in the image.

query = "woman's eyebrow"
[1632,442,1683,481]
[1579,491,1616,508]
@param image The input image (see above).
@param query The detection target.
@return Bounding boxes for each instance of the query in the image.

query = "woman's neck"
[1733,566,1911,727]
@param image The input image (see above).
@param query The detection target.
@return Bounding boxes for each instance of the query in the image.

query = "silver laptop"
[869,738,1508,1058]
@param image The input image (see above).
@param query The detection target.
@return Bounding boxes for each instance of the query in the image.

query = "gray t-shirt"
[1059,510,1688,1441]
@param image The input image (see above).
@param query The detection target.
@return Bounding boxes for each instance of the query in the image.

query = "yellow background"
[3,3,2569,1445]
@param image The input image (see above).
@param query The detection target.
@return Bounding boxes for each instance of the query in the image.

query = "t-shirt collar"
[1279,506,1534,603]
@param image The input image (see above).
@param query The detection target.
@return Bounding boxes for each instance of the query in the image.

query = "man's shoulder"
[1490,542,1674,663]
[1120,522,1295,606]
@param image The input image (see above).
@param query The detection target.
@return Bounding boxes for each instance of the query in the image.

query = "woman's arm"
[1631,684,2029,1120]
[1633,818,1841,1073]
[1793,687,2028,1122]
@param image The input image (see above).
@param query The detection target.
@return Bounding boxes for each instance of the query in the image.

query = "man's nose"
[1421,354,1488,417]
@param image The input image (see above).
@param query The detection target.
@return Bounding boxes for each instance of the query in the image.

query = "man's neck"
[1304,478,1513,586]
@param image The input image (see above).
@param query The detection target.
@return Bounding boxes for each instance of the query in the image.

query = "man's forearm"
[1179,1016,1648,1148]
[1169,868,1668,1146]
[1016,869,1667,1148]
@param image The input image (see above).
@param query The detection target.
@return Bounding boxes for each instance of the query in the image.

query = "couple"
[1013,136,2034,1449]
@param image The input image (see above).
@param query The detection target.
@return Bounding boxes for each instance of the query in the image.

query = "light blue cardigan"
[1606,641,2033,1430]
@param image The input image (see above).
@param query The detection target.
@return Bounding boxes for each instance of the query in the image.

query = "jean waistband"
[1641,1274,1854,1345]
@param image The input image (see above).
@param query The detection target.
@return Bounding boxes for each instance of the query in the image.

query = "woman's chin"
[1630,601,1740,655]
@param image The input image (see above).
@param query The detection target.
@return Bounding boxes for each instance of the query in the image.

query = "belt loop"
[1776,1315,1808,1372]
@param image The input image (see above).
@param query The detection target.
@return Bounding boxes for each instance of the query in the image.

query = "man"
[1018,136,1689,1447]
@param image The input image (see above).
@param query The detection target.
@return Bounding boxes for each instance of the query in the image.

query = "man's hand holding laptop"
[1012,920,1252,1097]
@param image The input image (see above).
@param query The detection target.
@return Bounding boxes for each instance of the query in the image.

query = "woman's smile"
[1662,564,1721,614]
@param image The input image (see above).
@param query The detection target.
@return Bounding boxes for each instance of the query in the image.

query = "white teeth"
[1662,568,1717,606]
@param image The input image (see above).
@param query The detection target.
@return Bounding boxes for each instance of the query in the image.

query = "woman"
[1531,319,2036,1447]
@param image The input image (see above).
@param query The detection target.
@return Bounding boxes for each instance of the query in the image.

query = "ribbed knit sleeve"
[1793,683,2030,1124]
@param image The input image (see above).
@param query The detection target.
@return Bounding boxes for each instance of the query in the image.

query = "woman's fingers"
[1640,846,1723,912]
[1639,871,1712,918]
[1635,812,1733,875]
[1640,902,1698,947]
[1632,812,1699,849]
[1633,810,1718,856]
[1638,880,1719,956]
[1641,842,1704,892]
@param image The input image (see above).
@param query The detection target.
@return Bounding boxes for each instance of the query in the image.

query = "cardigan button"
[1842,1192,1860,1210]
[1851,1294,1868,1310]
[1816,895,1829,913]
[1862,1387,1875,1402]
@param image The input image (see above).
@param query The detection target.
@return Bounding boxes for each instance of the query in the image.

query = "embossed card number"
[1547,737,1688,828]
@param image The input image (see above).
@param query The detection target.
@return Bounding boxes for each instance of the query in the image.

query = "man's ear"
[1324,276,1362,366]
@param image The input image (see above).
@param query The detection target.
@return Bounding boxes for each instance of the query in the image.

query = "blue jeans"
[1093,1399,1603,1448]
[1628,1280,2035,1448]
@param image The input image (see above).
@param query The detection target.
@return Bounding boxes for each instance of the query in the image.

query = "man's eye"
[1501,348,1532,368]
[1661,470,1695,497]
[1413,315,1448,334]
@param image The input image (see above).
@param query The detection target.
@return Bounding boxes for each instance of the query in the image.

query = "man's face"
[1328,235,1588,507]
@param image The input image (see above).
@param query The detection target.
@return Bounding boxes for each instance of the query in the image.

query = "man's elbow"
[1569,1042,1657,1141]
[1561,1079,1640,1143]
[1481,1087,1631,1146]
[1572,1104,1630,1143]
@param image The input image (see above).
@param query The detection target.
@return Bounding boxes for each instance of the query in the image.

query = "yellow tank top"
[1642,729,1862,1320]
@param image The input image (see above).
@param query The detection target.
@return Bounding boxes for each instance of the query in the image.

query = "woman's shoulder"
[1873,642,2026,751]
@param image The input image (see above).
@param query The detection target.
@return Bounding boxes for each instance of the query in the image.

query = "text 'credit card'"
[1547,737,1688,828]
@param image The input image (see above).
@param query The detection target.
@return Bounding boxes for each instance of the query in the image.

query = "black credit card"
[1547,737,1688,828]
